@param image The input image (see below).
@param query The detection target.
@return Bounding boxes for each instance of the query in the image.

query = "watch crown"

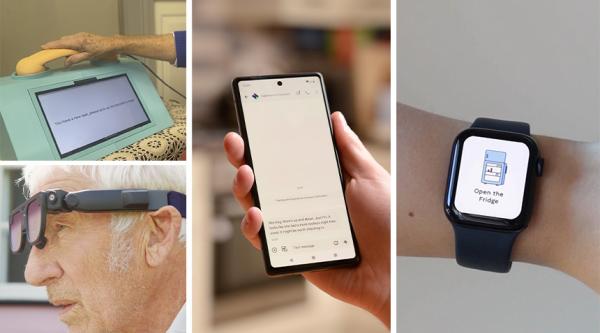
[536,158,544,177]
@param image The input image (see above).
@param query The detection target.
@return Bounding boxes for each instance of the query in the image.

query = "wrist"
[513,138,586,268]
[362,270,391,328]
[111,34,129,54]
[370,291,390,328]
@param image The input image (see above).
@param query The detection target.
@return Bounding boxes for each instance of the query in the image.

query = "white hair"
[21,165,186,271]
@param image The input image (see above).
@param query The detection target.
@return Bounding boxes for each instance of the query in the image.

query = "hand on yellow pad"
[15,49,78,75]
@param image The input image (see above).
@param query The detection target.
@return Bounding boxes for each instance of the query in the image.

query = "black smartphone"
[231,73,360,276]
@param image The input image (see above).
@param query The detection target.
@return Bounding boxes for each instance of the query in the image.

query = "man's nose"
[24,246,63,286]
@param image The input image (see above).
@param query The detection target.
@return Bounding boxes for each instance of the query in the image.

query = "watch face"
[445,128,540,230]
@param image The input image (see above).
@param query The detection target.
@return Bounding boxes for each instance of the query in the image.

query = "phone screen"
[234,74,358,272]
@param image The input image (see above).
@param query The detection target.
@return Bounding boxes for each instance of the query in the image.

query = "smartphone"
[232,73,360,276]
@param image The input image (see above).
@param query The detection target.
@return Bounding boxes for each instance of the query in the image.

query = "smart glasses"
[9,189,186,254]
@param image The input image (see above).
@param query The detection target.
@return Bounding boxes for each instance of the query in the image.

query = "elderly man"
[9,165,186,333]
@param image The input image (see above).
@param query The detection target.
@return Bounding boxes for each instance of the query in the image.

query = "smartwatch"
[444,118,544,273]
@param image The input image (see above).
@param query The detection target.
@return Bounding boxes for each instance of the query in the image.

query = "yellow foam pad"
[15,49,78,76]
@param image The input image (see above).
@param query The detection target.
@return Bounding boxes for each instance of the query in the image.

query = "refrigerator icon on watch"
[481,150,507,186]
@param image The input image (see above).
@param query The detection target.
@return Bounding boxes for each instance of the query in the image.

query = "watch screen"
[454,136,530,219]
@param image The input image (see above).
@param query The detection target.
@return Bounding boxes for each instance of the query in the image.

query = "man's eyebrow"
[47,212,78,223]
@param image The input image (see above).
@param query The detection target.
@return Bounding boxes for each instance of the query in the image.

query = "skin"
[41,32,176,66]
[223,112,391,327]
[24,169,185,333]
[397,103,600,293]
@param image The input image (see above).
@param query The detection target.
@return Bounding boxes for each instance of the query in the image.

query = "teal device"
[0,57,173,160]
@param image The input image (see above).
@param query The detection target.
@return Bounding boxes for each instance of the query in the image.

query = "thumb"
[331,111,381,179]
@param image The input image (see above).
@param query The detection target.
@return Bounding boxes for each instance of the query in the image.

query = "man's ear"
[145,205,182,267]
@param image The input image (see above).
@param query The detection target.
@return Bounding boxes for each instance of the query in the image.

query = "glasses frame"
[10,192,49,254]
[8,189,186,254]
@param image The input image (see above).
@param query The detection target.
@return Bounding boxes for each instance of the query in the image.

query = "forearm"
[527,136,599,291]
[396,103,600,292]
[114,34,176,63]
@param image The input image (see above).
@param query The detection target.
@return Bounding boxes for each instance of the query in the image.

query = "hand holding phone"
[232,74,361,275]
[224,111,391,327]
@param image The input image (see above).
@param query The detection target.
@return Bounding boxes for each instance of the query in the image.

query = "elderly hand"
[223,111,391,327]
[42,32,177,66]
[41,32,120,66]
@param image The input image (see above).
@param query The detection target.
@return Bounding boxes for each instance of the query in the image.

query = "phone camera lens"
[277,81,283,86]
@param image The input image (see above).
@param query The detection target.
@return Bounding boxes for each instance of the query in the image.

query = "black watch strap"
[472,117,530,135]
[452,223,518,273]
[452,117,529,273]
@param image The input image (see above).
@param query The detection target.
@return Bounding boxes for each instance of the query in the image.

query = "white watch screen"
[454,136,530,220]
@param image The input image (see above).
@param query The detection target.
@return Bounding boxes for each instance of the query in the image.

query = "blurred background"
[191,0,390,332]
[397,1,599,332]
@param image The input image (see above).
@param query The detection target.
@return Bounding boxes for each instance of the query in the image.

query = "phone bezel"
[231,72,361,276]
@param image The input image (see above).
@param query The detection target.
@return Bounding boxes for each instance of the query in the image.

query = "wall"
[397,0,599,141]
[397,1,600,332]
[154,0,186,103]
[0,0,120,76]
